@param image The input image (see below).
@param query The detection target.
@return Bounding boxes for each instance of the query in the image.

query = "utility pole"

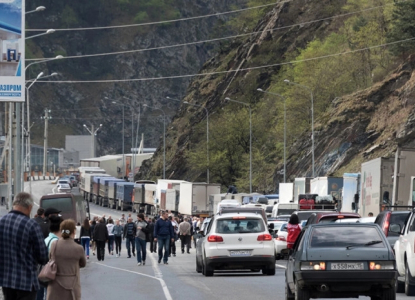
[7,103,13,209]
[14,103,22,194]
[41,109,51,176]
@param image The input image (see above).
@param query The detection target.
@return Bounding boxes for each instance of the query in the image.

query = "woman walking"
[107,218,115,255]
[46,219,86,300]
[80,218,92,259]
[113,219,123,257]
[90,220,96,256]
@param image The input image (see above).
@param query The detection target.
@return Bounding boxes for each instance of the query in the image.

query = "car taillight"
[383,212,391,237]
[369,261,394,270]
[257,234,272,241]
[207,235,223,242]
[276,236,286,241]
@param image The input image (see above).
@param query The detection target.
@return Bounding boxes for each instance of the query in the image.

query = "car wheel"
[196,257,202,273]
[380,288,395,300]
[266,266,276,276]
[396,278,405,293]
[276,254,281,260]
[285,279,294,300]
[294,280,309,300]
[405,261,415,296]
[203,259,213,277]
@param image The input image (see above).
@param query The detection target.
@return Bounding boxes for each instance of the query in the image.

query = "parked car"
[305,212,361,225]
[58,179,72,189]
[375,210,411,250]
[69,175,78,187]
[196,208,275,276]
[285,223,397,300]
[393,210,415,295]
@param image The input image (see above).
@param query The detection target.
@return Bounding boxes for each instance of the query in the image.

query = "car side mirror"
[268,223,275,230]
[196,227,200,231]
[389,224,401,234]
[198,231,205,237]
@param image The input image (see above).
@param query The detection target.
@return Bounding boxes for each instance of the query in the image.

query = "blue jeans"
[157,235,170,263]
[108,235,115,253]
[81,237,90,256]
[126,236,135,257]
[135,237,147,263]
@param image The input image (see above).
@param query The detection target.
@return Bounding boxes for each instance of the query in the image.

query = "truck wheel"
[381,288,396,300]
[295,279,309,300]
[405,261,415,296]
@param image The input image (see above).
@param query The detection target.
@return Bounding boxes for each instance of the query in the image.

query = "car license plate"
[331,262,364,270]
[229,250,251,257]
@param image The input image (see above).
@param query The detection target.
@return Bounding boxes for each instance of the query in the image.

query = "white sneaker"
[137,263,141,266]
[116,254,118,257]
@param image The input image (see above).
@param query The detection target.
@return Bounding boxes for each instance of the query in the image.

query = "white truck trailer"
[293,178,312,202]
[392,148,415,207]
[341,173,361,213]
[360,157,394,217]
[279,183,294,203]
[179,182,221,216]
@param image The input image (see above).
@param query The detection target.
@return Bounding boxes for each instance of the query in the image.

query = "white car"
[394,211,415,296]
[57,183,72,193]
[196,209,275,276]
[274,222,288,259]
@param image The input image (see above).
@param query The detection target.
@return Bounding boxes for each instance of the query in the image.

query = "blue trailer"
[92,176,113,205]
[116,182,135,211]
[99,178,124,208]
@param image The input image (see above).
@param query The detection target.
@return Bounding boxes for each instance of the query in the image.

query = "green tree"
[387,0,415,57]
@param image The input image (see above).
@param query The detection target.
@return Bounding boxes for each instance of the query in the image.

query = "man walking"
[33,207,49,238]
[179,217,192,254]
[147,218,155,253]
[135,213,148,266]
[123,217,136,258]
[154,211,174,264]
[93,218,109,261]
[0,192,49,300]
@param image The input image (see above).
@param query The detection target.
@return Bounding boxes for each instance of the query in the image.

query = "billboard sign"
[0,0,25,102]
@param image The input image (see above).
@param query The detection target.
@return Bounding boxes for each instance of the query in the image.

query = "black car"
[285,223,397,300]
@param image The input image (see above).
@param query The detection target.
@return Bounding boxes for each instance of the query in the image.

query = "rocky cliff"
[138,0,415,193]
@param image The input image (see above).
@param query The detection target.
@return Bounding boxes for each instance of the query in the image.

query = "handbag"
[38,239,59,282]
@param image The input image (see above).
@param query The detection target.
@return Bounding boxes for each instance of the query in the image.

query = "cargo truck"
[133,181,157,215]
[279,183,294,203]
[92,176,114,205]
[360,157,394,217]
[100,178,124,207]
[115,182,135,211]
[341,173,360,213]
[293,178,312,202]
[82,173,110,202]
[178,182,221,216]
[108,181,121,209]
[392,148,415,207]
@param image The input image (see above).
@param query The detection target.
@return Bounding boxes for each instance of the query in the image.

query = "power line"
[36,36,415,84]
[25,2,279,32]
[26,3,392,61]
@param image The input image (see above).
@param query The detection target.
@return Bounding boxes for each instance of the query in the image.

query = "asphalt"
[0,181,413,299]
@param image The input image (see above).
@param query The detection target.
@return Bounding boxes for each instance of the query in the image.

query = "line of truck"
[275,147,415,217]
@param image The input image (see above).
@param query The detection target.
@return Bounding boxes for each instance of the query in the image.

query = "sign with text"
[0,0,25,102]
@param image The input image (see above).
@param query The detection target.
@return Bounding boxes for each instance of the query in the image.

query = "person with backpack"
[123,217,136,258]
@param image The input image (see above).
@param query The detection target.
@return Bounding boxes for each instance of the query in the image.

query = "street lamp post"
[25,29,55,40]
[284,79,315,177]
[83,124,103,158]
[26,6,46,14]
[224,97,252,193]
[166,96,210,183]
[143,104,166,179]
[257,89,287,183]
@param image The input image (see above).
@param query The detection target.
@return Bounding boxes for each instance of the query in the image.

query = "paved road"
[0,180,413,299]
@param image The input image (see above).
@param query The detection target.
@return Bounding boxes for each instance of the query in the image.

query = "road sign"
[0,0,25,102]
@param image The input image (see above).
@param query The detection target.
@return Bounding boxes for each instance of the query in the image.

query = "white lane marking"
[275,263,287,269]
[148,249,173,300]
[94,262,173,300]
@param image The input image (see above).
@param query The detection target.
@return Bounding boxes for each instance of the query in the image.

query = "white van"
[271,203,297,218]
[217,199,240,214]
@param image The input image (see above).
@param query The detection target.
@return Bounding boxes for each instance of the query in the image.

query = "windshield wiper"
[364,240,383,246]
[346,240,383,249]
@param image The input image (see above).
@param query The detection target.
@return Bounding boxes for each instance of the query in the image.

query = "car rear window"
[216,218,265,234]
[41,197,73,212]
[319,216,357,223]
[266,206,273,213]
[310,226,385,248]
[389,213,410,236]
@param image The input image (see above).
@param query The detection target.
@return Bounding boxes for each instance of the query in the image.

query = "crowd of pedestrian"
[0,191,207,300]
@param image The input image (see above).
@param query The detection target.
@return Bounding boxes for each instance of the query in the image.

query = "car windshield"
[269,222,284,231]
[279,223,288,232]
[309,226,385,248]
[41,197,73,212]
[216,218,265,234]
[389,213,410,237]
[266,206,273,213]
[319,216,356,223]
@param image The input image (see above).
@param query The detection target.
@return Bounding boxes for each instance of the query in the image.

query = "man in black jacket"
[93,218,108,261]
[123,217,136,258]
[147,218,156,253]
[154,211,174,264]
[33,208,50,238]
